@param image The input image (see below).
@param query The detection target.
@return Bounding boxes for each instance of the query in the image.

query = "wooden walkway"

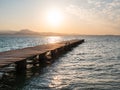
[0,39,84,71]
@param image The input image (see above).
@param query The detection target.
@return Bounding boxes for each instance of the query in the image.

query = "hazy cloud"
[66,5,98,23]
[87,0,120,21]
[66,0,120,31]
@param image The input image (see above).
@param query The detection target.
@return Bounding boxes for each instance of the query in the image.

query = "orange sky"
[0,0,120,35]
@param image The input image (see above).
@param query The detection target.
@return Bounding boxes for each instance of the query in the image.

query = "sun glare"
[46,9,64,26]
[46,36,62,43]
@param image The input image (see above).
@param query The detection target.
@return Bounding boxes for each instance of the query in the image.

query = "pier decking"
[0,39,84,72]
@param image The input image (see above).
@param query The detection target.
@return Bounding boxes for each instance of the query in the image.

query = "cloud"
[65,0,120,32]
[65,5,98,23]
[90,0,120,30]
[87,0,120,21]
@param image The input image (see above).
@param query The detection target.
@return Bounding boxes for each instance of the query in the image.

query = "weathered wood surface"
[0,39,84,68]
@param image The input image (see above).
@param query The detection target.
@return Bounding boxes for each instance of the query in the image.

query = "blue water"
[0,35,120,90]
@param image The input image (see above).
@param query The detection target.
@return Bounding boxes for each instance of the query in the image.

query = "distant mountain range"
[15,29,40,35]
[0,29,67,36]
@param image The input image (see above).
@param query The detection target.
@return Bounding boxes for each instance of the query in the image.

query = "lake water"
[0,35,120,90]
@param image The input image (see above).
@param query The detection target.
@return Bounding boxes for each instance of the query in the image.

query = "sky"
[0,0,120,35]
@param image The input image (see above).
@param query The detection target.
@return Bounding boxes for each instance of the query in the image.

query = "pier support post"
[15,60,26,72]
[39,52,47,66]
[51,49,57,58]
[32,55,39,66]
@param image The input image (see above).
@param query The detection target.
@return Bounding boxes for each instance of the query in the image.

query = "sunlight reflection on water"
[49,75,63,89]
[46,36,63,44]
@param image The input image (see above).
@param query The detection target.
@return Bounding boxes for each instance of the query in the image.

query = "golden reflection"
[46,36,62,43]
[49,75,62,88]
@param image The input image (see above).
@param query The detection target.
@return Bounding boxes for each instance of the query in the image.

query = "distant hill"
[0,29,67,36]
[15,29,40,35]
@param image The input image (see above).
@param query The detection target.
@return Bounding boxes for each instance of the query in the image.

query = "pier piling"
[15,60,26,72]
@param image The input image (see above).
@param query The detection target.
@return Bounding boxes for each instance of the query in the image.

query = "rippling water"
[0,35,120,90]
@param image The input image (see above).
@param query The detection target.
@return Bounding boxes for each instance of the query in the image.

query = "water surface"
[0,35,120,90]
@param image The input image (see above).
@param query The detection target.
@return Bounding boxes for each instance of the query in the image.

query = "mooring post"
[15,60,26,72]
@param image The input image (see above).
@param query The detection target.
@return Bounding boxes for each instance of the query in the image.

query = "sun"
[46,9,64,26]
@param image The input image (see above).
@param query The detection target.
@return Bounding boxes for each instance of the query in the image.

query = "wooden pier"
[0,39,84,72]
